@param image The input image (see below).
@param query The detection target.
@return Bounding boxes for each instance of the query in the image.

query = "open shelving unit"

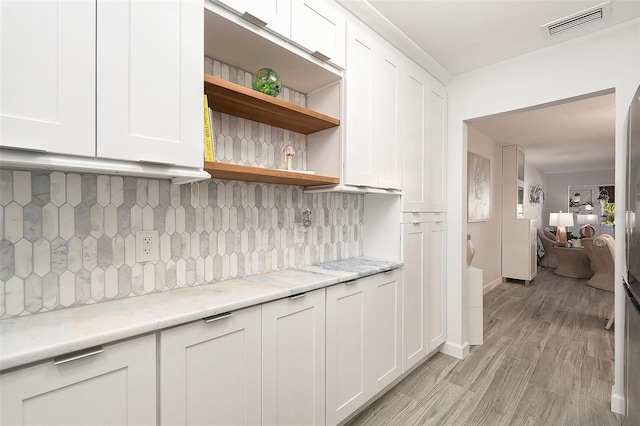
[203,74,341,187]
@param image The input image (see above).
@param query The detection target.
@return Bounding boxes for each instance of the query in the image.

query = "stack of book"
[203,94,216,162]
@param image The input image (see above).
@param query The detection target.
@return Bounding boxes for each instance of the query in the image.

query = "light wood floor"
[347,266,620,426]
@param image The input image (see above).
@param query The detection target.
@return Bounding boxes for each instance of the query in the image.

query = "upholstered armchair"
[582,234,615,293]
[538,228,558,268]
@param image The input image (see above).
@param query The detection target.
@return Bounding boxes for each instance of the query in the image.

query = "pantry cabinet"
[401,60,447,213]
[0,335,156,426]
[325,270,402,425]
[262,289,326,426]
[160,306,261,426]
[401,220,446,372]
[0,0,205,179]
[344,19,403,190]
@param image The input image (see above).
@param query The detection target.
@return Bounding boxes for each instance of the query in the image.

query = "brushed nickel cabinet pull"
[289,292,307,300]
[242,12,267,28]
[345,280,357,285]
[312,50,331,62]
[54,346,104,365]
[204,312,233,323]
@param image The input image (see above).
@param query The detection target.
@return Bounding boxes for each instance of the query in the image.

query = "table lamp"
[577,214,599,238]
[550,211,574,247]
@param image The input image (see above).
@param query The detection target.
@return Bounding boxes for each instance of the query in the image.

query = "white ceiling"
[366,0,639,175]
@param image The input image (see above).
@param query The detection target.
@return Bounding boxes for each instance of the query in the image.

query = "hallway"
[347,266,620,425]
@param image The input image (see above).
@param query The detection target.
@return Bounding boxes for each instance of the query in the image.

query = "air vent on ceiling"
[542,1,610,36]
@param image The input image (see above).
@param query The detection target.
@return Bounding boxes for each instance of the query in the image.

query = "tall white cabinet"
[502,145,538,284]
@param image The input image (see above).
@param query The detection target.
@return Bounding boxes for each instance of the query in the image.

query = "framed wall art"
[468,152,490,222]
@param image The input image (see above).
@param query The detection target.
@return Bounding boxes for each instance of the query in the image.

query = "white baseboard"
[440,340,469,359]
[483,277,502,294]
[611,386,625,415]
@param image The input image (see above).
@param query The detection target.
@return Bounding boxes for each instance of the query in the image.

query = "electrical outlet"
[294,223,305,244]
[136,230,159,262]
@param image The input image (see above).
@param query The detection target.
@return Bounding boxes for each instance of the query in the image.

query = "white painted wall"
[446,18,640,413]
[466,127,502,291]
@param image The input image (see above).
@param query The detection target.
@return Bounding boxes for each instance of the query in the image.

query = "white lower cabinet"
[326,270,402,426]
[262,289,326,426]
[160,306,261,426]
[402,221,446,372]
[0,334,156,426]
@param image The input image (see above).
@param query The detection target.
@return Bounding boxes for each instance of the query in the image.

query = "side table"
[554,246,594,279]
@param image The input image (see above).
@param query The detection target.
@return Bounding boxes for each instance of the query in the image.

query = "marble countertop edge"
[0,257,402,371]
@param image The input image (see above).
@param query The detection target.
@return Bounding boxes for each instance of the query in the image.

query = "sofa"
[538,228,559,268]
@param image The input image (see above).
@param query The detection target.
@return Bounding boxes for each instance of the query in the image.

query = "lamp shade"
[577,214,599,225]
[549,212,559,226]
[557,212,575,227]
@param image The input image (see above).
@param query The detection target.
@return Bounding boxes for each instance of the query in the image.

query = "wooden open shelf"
[204,162,340,187]
[204,74,340,135]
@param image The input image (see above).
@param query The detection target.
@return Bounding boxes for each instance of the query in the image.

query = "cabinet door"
[344,22,376,187]
[214,0,290,37]
[97,0,203,169]
[0,335,156,426]
[326,279,369,426]
[0,0,95,156]
[262,289,325,426]
[427,221,446,351]
[369,270,402,394]
[345,22,402,190]
[291,0,346,69]
[402,61,429,212]
[401,222,428,372]
[426,76,447,212]
[374,43,403,190]
[160,306,261,426]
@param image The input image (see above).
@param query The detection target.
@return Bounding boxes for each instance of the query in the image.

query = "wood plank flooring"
[347,266,620,426]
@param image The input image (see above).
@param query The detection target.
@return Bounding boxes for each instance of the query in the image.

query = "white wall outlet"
[294,223,305,244]
[136,230,159,262]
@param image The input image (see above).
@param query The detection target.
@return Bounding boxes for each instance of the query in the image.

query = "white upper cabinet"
[213,0,291,38]
[345,20,402,190]
[0,0,95,156]
[291,0,346,69]
[402,59,447,212]
[97,0,203,169]
[0,0,207,181]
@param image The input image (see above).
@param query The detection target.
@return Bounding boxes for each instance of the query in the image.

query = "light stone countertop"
[0,257,401,371]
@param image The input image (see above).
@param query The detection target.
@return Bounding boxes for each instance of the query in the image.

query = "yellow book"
[203,95,214,162]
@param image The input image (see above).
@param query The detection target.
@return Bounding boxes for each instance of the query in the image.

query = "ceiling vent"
[542,1,610,36]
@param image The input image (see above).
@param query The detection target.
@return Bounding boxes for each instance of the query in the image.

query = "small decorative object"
[467,234,475,267]
[282,145,295,170]
[252,68,282,97]
[573,193,581,203]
